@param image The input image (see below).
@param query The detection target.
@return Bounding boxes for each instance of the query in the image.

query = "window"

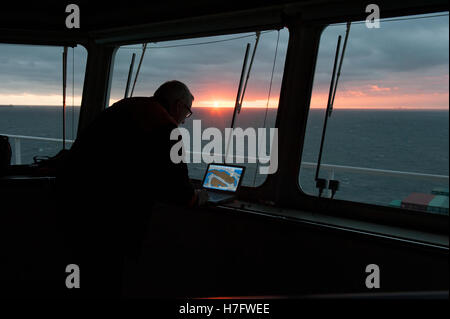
[299,13,449,215]
[109,29,288,186]
[0,44,87,164]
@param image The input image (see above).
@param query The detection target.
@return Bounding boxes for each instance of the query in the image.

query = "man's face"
[171,98,193,125]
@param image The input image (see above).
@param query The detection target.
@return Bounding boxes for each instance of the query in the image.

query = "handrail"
[1,133,74,165]
[300,162,449,183]
[1,134,75,143]
[0,133,448,184]
[186,151,449,182]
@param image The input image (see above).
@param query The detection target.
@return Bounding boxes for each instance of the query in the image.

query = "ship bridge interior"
[0,0,448,298]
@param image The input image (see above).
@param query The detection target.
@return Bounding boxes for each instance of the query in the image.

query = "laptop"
[201,163,245,205]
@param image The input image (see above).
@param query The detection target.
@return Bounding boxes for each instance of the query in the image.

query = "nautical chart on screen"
[203,165,244,192]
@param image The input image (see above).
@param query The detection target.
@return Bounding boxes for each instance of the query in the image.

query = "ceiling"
[0,0,447,44]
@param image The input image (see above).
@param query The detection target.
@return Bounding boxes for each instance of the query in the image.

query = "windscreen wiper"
[130,43,148,98]
[124,53,136,98]
[225,32,261,163]
[315,22,351,199]
[122,43,147,99]
[238,31,261,115]
[62,46,68,150]
[229,42,250,132]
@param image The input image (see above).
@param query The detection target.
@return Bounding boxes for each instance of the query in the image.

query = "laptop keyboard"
[208,192,233,202]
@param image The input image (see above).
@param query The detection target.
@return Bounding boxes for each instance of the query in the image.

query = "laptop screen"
[202,164,244,192]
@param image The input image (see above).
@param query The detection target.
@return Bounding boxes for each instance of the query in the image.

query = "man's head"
[154,80,194,125]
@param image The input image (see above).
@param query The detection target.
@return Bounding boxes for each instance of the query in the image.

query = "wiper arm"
[238,31,261,114]
[330,22,351,116]
[130,43,148,98]
[225,42,251,162]
[124,53,136,98]
[315,22,351,198]
[231,43,251,129]
[315,35,341,186]
[62,46,68,150]
[226,32,261,162]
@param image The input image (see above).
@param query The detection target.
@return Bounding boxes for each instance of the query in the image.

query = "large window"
[109,29,288,186]
[0,44,87,164]
[300,13,449,215]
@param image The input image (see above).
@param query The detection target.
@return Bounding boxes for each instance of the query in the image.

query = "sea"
[0,105,448,209]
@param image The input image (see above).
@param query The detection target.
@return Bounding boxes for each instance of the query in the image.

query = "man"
[57,80,208,298]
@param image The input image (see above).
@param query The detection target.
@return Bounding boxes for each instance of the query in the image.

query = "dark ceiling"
[0,1,305,32]
[1,0,448,32]
[0,0,447,45]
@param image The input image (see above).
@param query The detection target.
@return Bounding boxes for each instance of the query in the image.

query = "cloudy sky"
[0,12,448,109]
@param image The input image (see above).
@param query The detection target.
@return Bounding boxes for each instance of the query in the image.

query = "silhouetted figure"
[0,135,11,176]
[57,81,207,298]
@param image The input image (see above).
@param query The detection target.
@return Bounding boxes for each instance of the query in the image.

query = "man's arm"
[146,125,201,207]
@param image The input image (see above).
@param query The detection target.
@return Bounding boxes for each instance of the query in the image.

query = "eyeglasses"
[183,103,193,119]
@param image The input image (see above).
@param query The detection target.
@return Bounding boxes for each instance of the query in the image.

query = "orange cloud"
[310,91,448,109]
[369,85,392,92]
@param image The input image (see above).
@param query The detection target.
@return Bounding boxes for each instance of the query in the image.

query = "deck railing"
[1,133,448,185]
[2,134,74,165]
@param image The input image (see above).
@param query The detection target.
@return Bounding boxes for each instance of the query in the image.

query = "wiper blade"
[315,22,351,197]
[330,22,351,116]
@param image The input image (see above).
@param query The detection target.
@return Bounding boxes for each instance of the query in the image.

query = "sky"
[0,12,448,110]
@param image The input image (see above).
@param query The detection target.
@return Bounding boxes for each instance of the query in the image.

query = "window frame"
[106,27,290,187]
[291,12,449,235]
[0,42,88,164]
[97,7,449,237]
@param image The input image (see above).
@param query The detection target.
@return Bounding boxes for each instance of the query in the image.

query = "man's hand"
[195,189,209,206]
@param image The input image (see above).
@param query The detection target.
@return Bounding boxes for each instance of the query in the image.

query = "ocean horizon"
[1,104,449,110]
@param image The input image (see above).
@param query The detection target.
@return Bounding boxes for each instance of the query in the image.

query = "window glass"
[0,44,87,164]
[109,29,288,186]
[299,13,449,215]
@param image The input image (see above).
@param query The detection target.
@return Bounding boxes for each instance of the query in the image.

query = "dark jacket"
[58,96,195,207]
[56,97,195,296]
